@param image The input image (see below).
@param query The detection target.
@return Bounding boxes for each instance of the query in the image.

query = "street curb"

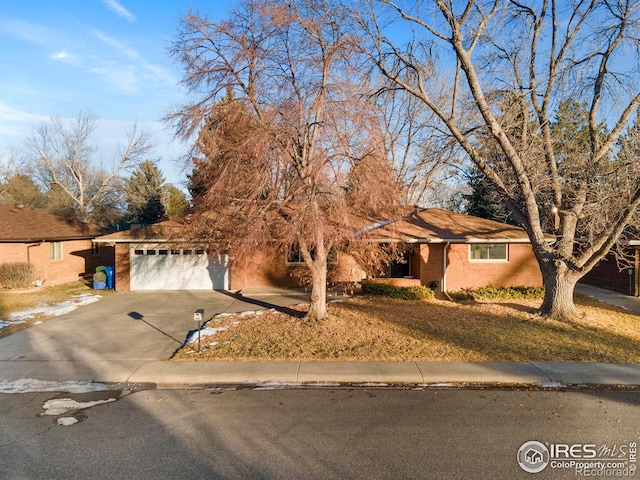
[123,361,640,389]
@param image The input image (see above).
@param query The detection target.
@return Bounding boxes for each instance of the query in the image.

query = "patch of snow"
[253,380,301,390]
[537,381,566,389]
[186,325,232,344]
[0,379,110,394]
[41,397,116,416]
[7,294,102,322]
[427,383,455,388]
[238,309,268,317]
[57,417,79,426]
[0,319,25,330]
[355,382,389,387]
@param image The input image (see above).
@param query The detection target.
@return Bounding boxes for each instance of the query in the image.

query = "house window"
[389,250,411,278]
[49,242,62,261]
[134,249,144,255]
[469,243,508,261]
[286,247,337,265]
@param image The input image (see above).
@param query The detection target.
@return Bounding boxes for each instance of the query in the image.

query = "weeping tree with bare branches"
[346,0,640,320]
[168,0,402,321]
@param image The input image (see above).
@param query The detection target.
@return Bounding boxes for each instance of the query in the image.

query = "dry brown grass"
[174,294,640,362]
[0,282,111,338]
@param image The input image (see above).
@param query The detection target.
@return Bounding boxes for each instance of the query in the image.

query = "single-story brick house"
[366,207,542,292]
[0,205,114,287]
[93,207,542,293]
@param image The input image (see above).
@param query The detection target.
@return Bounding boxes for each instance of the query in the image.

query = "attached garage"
[129,245,229,291]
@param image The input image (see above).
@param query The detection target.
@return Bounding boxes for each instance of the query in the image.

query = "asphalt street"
[1,387,639,479]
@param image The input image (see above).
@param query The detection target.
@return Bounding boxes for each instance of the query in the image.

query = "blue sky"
[0,0,234,187]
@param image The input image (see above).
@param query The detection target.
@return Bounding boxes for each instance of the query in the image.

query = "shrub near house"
[0,262,36,289]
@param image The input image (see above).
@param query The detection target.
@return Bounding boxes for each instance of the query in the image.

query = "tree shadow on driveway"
[218,291,307,319]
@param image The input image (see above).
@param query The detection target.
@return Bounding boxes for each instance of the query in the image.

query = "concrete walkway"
[1,286,640,389]
[575,283,640,314]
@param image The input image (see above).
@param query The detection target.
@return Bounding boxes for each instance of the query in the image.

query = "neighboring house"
[580,242,640,297]
[93,207,543,293]
[0,205,114,287]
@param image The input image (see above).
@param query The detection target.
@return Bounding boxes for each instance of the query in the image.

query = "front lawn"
[0,282,110,338]
[173,294,640,362]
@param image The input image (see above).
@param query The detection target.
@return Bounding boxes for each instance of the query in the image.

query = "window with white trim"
[49,241,62,260]
[469,243,508,261]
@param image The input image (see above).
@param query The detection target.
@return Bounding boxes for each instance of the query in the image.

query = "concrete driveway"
[0,288,309,383]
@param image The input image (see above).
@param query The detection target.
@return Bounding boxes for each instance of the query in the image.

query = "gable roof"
[0,205,109,242]
[94,207,532,245]
[368,207,532,243]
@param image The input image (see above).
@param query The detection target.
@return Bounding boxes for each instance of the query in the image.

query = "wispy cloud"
[0,18,58,45]
[49,49,81,66]
[92,30,177,93]
[0,102,48,124]
[103,0,136,22]
[93,29,141,61]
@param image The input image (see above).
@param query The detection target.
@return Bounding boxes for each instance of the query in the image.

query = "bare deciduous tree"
[168,0,403,321]
[349,0,640,320]
[374,78,461,207]
[28,111,151,223]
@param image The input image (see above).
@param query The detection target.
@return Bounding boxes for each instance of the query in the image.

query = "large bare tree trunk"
[539,262,580,321]
[306,261,328,322]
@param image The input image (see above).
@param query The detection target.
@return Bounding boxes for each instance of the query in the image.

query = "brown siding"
[0,240,114,287]
[581,251,635,296]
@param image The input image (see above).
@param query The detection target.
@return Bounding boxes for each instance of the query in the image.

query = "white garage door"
[130,245,229,290]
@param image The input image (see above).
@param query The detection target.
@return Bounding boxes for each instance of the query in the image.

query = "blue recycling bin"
[104,266,115,290]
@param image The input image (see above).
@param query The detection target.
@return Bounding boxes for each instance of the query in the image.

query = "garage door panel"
[130,246,229,290]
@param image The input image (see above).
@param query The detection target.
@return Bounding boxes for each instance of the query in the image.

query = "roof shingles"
[370,207,531,242]
[0,205,108,242]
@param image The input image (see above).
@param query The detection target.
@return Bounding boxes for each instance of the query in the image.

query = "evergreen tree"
[0,174,46,209]
[125,160,166,224]
[463,167,516,224]
[162,184,188,219]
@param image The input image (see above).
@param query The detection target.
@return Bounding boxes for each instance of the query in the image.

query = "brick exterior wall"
[413,242,542,292]
[112,244,304,291]
[0,240,114,287]
[110,241,543,293]
[114,243,131,291]
[230,248,301,289]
